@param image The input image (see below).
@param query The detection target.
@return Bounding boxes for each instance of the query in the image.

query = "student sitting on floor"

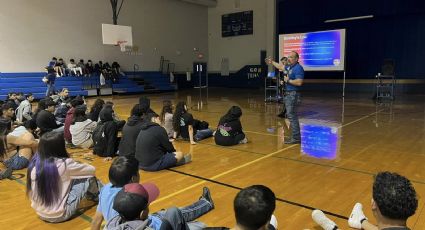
[160,100,174,139]
[102,102,126,130]
[26,132,101,223]
[173,101,213,145]
[92,106,119,157]
[105,183,214,230]
[35,99,63,135]
[70,105,97,149]
[139,96,155,114]
[89,99,105,122]
[64,97,84,144]
[312,171,418,230]
[135,112,191,172]
[91,156,140,230]
[118,105,144,158]
[0,120,39,179]
[1,102,16,132]
[214,106,248,146]
[16,93,34,123]
[51,88,69,105]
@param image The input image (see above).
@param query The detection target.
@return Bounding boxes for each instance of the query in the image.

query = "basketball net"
[116,40,127,52]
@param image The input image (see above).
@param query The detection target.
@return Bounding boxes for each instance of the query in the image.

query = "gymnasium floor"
[1,88,424,229]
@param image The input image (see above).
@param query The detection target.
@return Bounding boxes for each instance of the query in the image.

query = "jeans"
[155,197,213,230]
[46,84,56,96]
[40,177,102,223]
[284,91,301,141]
[194,129,213,141]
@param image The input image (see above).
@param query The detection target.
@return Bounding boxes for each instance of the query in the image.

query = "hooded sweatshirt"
[118,116,143,157]
[93,107,118,157]
[135,121,175,167]
[15,99,32,122]
[70,118,97,146]
[214,107,244,146]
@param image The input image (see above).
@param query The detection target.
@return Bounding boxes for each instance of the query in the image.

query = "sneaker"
[348,203,367,229]
[201,187,214,209]
[0,167,12,180]
[312,210,337,230]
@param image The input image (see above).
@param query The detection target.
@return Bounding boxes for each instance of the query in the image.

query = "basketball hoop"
[116,40,127,52]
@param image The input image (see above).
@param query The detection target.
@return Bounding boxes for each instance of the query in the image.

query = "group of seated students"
[0,91,248,177]
[47,57,123,82]
[0,92,418,230]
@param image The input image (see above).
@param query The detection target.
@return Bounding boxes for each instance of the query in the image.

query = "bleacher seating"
[0,71,175,100]
[0,72,88,100]
[124,71,176,92]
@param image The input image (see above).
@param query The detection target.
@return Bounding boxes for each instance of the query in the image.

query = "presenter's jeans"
[284,91,301,141]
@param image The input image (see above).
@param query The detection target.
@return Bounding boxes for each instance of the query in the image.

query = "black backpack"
[92,122,107,156]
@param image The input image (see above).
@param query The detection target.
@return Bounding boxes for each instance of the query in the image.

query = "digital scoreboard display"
[222,11,253,37]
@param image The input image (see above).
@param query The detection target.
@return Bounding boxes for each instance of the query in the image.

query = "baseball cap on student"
[113,183,160,220]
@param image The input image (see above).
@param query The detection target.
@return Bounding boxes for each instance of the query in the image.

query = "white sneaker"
[312,210,337,230]
[348,203,367,229]
[269,214,278,230]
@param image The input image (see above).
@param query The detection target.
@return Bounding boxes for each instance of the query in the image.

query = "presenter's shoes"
[284,138,301,144]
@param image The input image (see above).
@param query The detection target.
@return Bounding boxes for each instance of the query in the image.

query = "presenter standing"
[266,51,304,144]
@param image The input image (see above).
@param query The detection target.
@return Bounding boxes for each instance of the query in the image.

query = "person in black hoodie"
[138,96,155,115]
[118,105,144,157]
[135,112,191,172]
[93,106,118,157]
[214,106,248,146]
[35,99,63,135]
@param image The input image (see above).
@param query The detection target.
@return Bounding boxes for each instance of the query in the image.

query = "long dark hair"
[160,100,173,123]
[0,123,9,159]
[89,99,105,121]
[172,102,187,132]
[72,105,88,124]
[26,132,69,207]
[220,106,242,124]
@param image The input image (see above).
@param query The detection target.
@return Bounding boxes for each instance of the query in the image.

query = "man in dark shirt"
[135,113,191,171]
[0,103,15,132]
[312,172,417,230]
[36,99,63,135]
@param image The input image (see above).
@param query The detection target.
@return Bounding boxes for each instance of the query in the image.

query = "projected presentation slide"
[279,29,346,71]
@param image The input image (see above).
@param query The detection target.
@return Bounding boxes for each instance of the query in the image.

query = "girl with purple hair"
[26,132,101,222]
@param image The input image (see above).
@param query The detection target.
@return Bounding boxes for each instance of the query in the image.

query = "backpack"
[92,122,107,156]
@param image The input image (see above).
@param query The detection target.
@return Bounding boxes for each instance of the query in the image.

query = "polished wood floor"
[1,88,424,229]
